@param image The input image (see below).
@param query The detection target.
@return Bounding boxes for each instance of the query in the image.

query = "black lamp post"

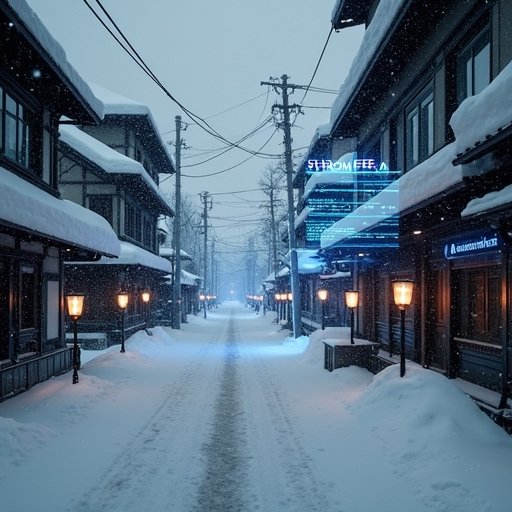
[66,294,84,384]
[317,288,328,330]
[117,292,129,353]
[392,280,414,377]
[344,290,359,344]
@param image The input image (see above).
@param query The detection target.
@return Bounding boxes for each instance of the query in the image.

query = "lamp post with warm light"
[142,290,151,330]
[344,290,359,344]
[317,288,328,330]
[117,292,129,353]
[66,294,84,384]
[392,280,414,377]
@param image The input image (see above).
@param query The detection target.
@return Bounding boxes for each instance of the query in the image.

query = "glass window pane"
[6,94,16,115]
[5,114,17,159]
[474,42,490,95]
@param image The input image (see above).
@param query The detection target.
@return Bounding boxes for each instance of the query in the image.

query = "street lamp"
[344,290,359,344]
[142,290,151,331]
[66,294,84,384]
[317,288,328,330]
[117,292,129,353]
[392,280,414,377]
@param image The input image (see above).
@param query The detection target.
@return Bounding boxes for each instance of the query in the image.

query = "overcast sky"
[26,0,363,285]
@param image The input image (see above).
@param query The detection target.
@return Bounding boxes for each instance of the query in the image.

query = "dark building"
[319,0,512,412]
[0,0,120,399]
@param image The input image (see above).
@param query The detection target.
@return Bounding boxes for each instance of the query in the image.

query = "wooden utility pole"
[200,191,211,319]
[172,115,182,329]
[260,74,305,338]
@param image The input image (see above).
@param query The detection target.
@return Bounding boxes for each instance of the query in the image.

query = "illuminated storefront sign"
[307,158,389,173]
[443,230,501,259]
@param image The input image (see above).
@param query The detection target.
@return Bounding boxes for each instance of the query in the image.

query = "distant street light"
[317,289,328,330]
[392,280,414,377]
[66,294,84,384]
[344,290,359,344]
[117,292,129,353]
[142,291,151,331]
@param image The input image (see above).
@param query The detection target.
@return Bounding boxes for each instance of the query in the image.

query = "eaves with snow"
[71,241,171,274]
[59,125,173,216]
[3,0,102,123]
[88,83,175,174]
[0,166,120,257]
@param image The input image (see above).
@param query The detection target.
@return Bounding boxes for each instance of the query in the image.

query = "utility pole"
[172,115,182,329]
[200,191,211,319]
[260,74,305,338]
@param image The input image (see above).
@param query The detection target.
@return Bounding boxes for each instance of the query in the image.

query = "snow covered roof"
[159,247,193,260]
[450,59,512,161]
[294,206,310,229]
[462,183,512,218]
[59,125,173,215]
[181,270,201,286]
[77,241,171,273]
[330,0,407,130]
[0,167,120,256]
[4,0,102,122]
[321,143,462,248]
[88,83,174,171]
[296,249,325,275]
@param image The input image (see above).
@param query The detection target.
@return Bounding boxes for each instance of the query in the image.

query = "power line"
[300,26,335,104]
[83,0,282,159]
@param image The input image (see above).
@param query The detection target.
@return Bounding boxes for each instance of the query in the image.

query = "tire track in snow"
[191,311,250,512]
[69,325,226,512]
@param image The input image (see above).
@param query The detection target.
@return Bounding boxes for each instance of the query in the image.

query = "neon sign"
[443,231,501,259]
[307,158,389,173]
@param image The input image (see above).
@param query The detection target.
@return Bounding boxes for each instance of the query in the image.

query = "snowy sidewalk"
[1,301,511,512]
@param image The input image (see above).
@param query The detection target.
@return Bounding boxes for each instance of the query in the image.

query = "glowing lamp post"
[344,290,359,344]
[66,294,84,384]
[142,291,151,330]
[392,280,414,377]
[117,292,129,353]
[317,289,328,330]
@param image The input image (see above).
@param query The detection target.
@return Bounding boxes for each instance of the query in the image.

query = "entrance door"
[427,266,450,372]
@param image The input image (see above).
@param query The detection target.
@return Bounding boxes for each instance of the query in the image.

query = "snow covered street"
[1,301,512,512]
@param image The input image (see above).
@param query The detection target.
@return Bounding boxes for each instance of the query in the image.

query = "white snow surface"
[462,182,512,218]
[59,125,172,211]
[450,59,512,155]
[330,0,407,128]
[0,167,120,256]
[72,240,172,273]
[0,303,510,511]
[5,0,103,120]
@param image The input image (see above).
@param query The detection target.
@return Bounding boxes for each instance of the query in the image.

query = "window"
[0,82,41,175]
[125,202,136,239]
[457,28,491,105]
[406,89,434,170]
[143,217,154,250]
[454,266,501,344]
[20,263,37,331]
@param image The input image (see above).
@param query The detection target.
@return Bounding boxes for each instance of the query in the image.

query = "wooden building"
[58,85,174,347]
[0,0,120,399]
[319,0,512,412]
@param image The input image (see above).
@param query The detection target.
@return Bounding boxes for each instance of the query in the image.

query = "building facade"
[58,86,175,347]
[319,0,512,410]
[0,0,120,399]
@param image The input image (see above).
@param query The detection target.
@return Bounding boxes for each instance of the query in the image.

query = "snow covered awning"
[159,247,193,260]
[462,183,512,218]
[59,125,173,216]
[74,241,171,273]
[181,270,201,286]
[321,143,462,249]
[4,0,102,123]
[451,60,512,167]
[0,167,120,257]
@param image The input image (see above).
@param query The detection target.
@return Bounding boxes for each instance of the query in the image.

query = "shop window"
[124,202,136,239]
[406,88,434,170]
[457,27,491,105]
[1,90,31,169]
[454,266,501,344]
